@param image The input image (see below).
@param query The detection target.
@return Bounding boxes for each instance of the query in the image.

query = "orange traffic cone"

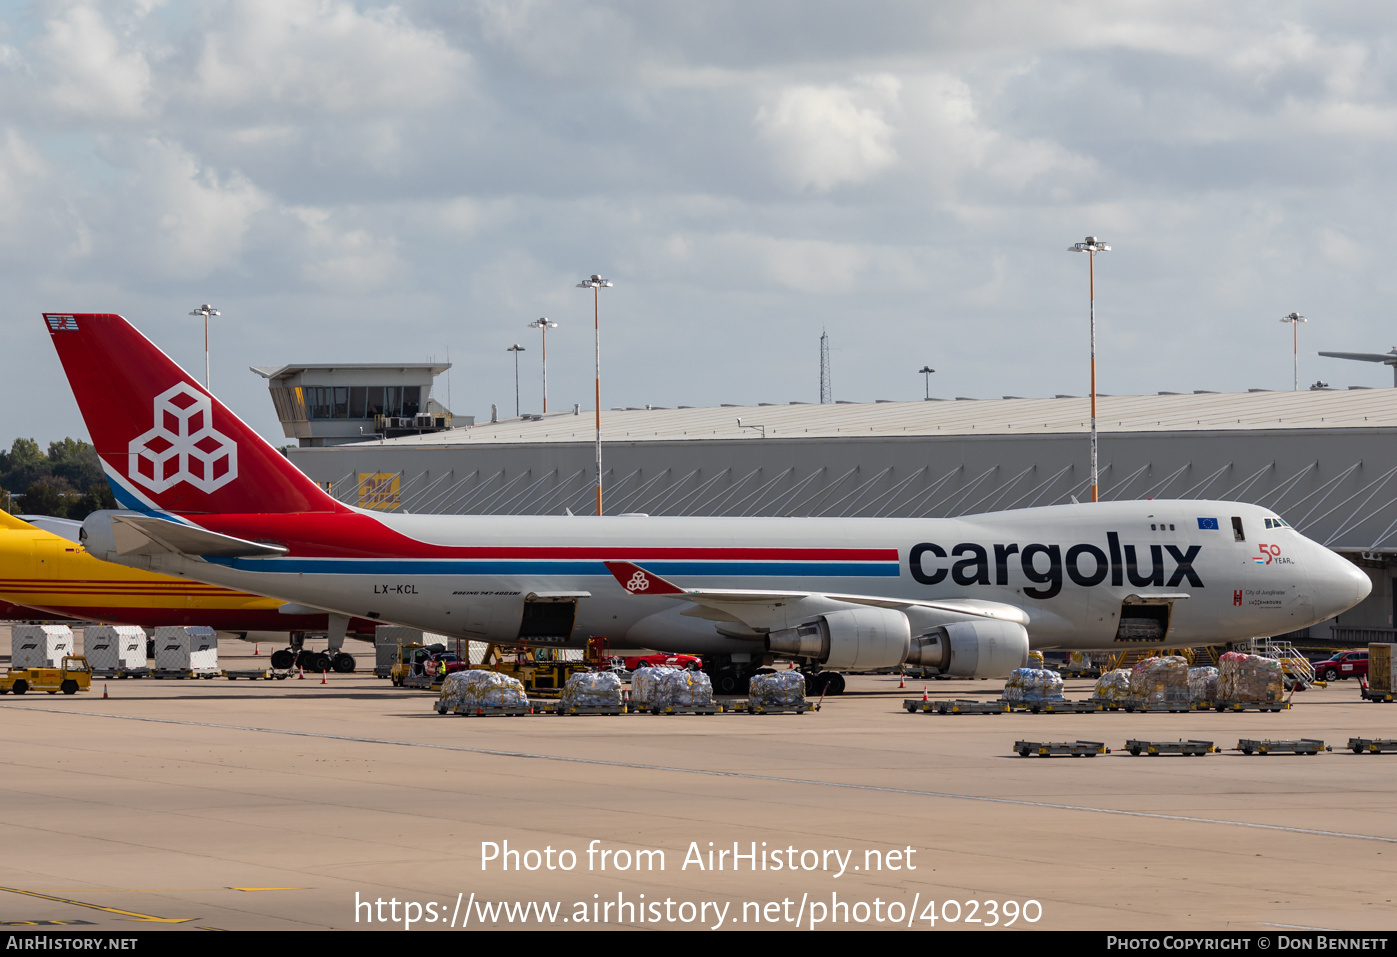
[103,682,109,699]
[922,686,929,702]
[898,672,906,689]
[320,669,327,685]
[254,643,259,656]
[298,666,304,680]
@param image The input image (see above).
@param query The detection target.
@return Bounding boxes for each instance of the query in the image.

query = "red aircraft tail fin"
[44,312,345,515]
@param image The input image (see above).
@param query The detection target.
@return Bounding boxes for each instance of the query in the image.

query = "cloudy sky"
[3,1,1396,445]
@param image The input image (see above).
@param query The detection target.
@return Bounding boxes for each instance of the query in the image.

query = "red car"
[424,652,472,679]
[1314,650,1368,681]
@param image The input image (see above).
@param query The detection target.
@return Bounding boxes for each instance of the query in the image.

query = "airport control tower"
[252,362,469,447]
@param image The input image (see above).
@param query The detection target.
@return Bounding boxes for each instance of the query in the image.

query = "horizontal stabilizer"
[1318,351,1397,363]
[111,513,288,559]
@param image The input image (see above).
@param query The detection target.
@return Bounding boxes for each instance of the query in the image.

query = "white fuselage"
[89,499,1371,657]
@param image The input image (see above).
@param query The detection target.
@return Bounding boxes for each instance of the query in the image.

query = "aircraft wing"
[603,560,1029,632]
[109,513,289,559]
[1318,351,1397,363]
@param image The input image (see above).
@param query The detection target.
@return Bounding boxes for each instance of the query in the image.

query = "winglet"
[603,561,687,595]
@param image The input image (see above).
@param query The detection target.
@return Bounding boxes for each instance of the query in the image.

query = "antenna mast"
[819,330,832,404]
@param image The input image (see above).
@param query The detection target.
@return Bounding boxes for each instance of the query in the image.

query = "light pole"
[188,304,220,389]
[576,274,612,516]
[1068,236,1110,503]
[528,317,558,412]
[1280,312,1306,391]
[506,344,525,417]
[919,365,935,400]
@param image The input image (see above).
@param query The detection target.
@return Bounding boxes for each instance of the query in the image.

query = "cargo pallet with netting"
[1236,738,1327,755]
[1124,739,1215,756]
[904,698,1008,714]
[1013,740,1109,757]
[1347,737,1397,753]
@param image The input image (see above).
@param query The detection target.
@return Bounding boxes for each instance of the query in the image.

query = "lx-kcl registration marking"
[374,583,420,594]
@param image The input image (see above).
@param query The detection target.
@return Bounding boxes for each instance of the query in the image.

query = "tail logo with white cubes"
[128,383,238,494]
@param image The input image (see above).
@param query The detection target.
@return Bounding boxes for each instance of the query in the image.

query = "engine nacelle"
[766,606,911,671]
[905,619,1029,678]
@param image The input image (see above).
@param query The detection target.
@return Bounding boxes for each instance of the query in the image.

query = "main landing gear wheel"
[270,648,296,670]
[331,653,356,673]
[298,651,332,673]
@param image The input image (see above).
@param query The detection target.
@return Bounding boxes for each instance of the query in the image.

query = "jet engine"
[905,619,1029,678]
[765,606,911,671]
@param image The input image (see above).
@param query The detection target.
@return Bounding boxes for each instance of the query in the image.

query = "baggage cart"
[904,698,1008,714]
[1236,738,1327,755]
[1013,740,1109,757]
[1124,739,1215,756]
[1214,700,1290,712]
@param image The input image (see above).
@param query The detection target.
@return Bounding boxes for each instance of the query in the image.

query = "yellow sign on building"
[357,472,401,510]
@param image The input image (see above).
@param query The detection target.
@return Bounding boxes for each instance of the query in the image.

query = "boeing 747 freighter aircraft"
[47,313,1370,692]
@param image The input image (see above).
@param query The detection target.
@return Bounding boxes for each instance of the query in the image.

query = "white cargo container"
[11,625,74,669]
[374,625,424,676]
[82,625,147,671]
[152,626,218,674]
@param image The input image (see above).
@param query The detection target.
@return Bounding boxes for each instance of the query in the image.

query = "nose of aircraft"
[1313,548,1372,621]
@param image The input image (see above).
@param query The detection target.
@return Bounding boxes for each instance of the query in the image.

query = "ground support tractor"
[0,655,92,695]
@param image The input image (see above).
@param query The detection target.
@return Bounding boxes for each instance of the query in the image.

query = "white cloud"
[756,75,901,192]
[35,1,154,120]
[126,139,269,278]
[192,0,469,114]
[290,206,399,292]
[1318,227,1371,270]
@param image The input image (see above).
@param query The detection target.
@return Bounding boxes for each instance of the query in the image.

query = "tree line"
[0,438,118,519]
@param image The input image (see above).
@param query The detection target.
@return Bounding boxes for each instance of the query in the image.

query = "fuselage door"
[517,591,591,645]
[1114,593,1190,644]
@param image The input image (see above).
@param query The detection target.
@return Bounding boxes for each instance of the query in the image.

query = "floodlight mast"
[1280,313,1306,391]
[506,344,525,417]
[528,317,558,412]
[919,365,935,400]
[576,275,613,516]
[188,304,220,389]
[1068,237,1110,503]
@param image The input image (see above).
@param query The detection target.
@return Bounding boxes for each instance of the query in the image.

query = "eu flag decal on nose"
[1197,517,1219,530]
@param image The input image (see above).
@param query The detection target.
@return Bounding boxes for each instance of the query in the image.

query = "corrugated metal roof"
[375,388,1397,447]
